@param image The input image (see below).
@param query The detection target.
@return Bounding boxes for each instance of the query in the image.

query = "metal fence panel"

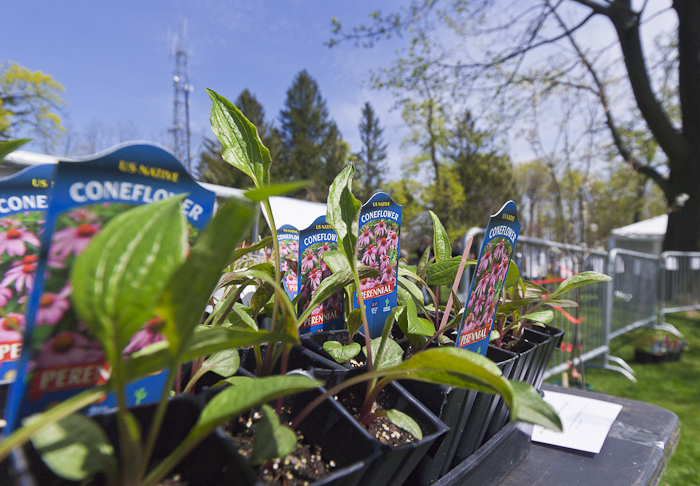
[659,251,700,316]
[607,249,660,340]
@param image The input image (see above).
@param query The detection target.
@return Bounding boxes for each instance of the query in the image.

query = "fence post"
[658,252,667,326]
[602,249,616,367]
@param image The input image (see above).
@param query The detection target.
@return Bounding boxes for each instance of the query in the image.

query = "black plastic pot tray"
[431,421,532,486]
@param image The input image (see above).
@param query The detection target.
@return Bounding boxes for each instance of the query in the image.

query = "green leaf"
[124,327,295,381]
[72,196,187,358]
[429,211,451,262]
[549,271,611,299]
[363,337,403,370]
[425,256,475,286]
[326,164,361,265]
[0,138,31,160]
[399,300,434,337]
[323,341,361,364]
[384,409,422,440]
[544,299,578,308]
[347,308,364,337]
[207,88,271,187]
[251,404,297,464]
[227,303,258,331]
[504,261,520,290]
[251,282,275,316]
[229,237,273,264]
[203,348,240,377]
[509,381,562,431]
[495,298,540,317]
[519,310,554,325]
[157,197,256,354]
[244,181,310,202]
[417,245,432,279]
[322,250,350,274]
[29,413,117,481]
[397,276,428,314]
[194,375,321,435]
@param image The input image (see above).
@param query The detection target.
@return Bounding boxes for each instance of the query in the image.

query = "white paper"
[531,390,623,454]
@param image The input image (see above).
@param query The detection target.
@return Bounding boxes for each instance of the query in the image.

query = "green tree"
[354,102,388,203]
[445,110,517,230]
[0,62,65,151]
[332,1,700,252]
[198,89,281,188]
[278,70,348,201]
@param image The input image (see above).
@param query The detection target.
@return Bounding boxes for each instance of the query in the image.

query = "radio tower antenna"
[169,19,193,172]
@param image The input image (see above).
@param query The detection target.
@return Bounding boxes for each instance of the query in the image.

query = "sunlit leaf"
[323,341,361,364]
[429,211,451,262]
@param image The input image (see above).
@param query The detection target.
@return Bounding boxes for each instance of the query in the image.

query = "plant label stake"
[353,192,402,338]
[4,143,215,432]
[0,164,55,385]
[456,201,521,355]
[277,224,299,300]
[298,216,344,333]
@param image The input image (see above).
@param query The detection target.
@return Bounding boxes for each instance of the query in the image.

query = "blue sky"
[4,1,408,176]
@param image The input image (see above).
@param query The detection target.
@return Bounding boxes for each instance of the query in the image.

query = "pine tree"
[354,102,388,203]
[278,70,348,201]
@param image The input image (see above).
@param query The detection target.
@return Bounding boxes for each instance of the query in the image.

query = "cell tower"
[170,21,193,172]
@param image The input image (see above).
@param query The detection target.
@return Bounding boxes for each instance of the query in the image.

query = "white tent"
[610,214,667,255]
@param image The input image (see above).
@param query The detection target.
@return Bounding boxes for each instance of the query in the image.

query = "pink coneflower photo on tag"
[1,255,38,292]
[36,286,72,326]
[51,222,101,260]
[0,227,40,257]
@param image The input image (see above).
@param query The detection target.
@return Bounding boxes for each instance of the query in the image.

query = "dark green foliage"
[278,70,349,201]
[354,102,388,202]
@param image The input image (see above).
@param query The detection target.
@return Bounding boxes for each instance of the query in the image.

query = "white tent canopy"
[610,214,667,255]
[263,196,326,231]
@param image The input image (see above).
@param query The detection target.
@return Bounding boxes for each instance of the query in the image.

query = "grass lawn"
[571,311,700,485]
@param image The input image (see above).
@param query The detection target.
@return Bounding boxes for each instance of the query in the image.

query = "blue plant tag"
[0,164,55,385]
[297,216,344,333]
[456,201,521,355]
[4,143,215,432]
[277,225,299,300]
[353,193,402,338]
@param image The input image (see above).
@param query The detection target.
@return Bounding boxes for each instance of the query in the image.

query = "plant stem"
[352,270,373,399]
[261,198,281,375]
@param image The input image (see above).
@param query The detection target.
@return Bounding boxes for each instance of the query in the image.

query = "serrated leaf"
[251,404,297,464]
[363,337,403,370]
[549,271,611,299]
[157,197,256,354]
[429,211,451,262]
[72,196,187,358]
[207,88,271,187]
[347,308,364,337]
[385,409,422,440]
[29,413,117,481]
[323,341,361,364]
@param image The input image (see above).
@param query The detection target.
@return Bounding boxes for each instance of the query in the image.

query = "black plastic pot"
[534,324,565,388]
[400,381,475,485]
[450,345,517,467]
[207,372,380,486]
[238,343,350,387]
[433,421,533,486]
[346,381,449,486]
[2,395,256,486]
[482,339,537,444]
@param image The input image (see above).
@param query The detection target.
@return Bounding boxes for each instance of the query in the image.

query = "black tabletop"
[499,384,680,486]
